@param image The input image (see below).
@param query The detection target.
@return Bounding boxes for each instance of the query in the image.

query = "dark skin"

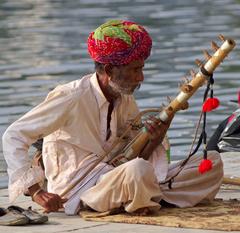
[28,59,173,213]
[29,187,67,213]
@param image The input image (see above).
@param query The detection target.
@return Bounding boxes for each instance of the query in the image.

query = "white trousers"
[80,151,223,213]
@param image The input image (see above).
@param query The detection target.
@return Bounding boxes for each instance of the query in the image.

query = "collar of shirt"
[90,73,122,108]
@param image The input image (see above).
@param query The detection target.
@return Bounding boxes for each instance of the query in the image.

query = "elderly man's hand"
[139,114,173,160]
[144,115,173,144]
[32,190,67,213]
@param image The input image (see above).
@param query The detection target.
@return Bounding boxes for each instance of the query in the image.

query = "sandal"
[0,207,29,226]
[8,206,48,224]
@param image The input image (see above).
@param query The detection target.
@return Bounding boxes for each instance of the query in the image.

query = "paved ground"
[0,152,240,233]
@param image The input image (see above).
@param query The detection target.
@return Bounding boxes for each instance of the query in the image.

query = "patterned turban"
[87,19,152,65]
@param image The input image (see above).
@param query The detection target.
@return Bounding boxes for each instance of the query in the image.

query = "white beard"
[108,79,140,95]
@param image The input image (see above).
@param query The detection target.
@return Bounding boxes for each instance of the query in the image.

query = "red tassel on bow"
[202,97,220,112]
[198,159,212,174]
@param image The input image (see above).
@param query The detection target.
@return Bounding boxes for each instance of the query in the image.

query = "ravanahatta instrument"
[60,35,236,197]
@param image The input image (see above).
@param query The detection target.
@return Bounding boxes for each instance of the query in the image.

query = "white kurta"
[80,151,223,213]
[2,73,169,214]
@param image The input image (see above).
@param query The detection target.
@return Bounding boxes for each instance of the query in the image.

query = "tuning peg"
[195,59,203,67]
[183,76,190,83]
[166,96,172,103]
[178,80,184,87]
[211,41,220,51]
[180,76,189,84]
[161,103,166,108]
[218,34,226,42]
[178,81,184,89]
[203,50,212,61]
[158,105,165,112]
[189,69,196,78]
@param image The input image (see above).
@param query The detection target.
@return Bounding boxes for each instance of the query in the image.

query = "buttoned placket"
[100,102,109,144]
[101,99,121,151]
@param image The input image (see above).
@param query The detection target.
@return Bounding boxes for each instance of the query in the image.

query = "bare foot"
[131,207,152,216]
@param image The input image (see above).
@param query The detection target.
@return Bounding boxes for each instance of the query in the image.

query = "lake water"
[0,0,240,188]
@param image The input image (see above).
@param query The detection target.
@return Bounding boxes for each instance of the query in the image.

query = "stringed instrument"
[60,34,236,197]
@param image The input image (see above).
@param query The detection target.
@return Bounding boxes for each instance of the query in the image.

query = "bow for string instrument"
[60,34,236,198]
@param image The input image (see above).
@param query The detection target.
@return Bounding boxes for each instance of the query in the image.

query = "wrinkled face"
[108,60,144,95]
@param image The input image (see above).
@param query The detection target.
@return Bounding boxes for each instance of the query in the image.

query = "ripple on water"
[0,0,239,182]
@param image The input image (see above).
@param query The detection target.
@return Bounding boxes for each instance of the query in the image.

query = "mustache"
[136,83,141,90]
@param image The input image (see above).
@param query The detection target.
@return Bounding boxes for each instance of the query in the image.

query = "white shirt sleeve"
[2,87,74,202]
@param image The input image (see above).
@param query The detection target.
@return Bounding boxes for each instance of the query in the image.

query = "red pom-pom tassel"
[202,97,220,112]
[198,159,213,174]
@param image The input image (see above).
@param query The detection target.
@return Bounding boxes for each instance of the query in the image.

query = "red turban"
[87,20,152,65]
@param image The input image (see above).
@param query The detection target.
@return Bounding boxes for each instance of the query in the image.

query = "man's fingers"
[148,115,161,125]
[58,198,67,209]
[42,193,62,211]
[144,122,154,133]
[61,198,68,203]
[32,191,66,213]
[43,208,51,214]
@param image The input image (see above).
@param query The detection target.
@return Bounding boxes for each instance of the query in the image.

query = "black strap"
[188,132,203,157]
[161,74,214,189]
[106,101,114,141]
[187,74,213,158]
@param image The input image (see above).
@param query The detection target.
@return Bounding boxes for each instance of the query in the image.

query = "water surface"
[0,0,240,188]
